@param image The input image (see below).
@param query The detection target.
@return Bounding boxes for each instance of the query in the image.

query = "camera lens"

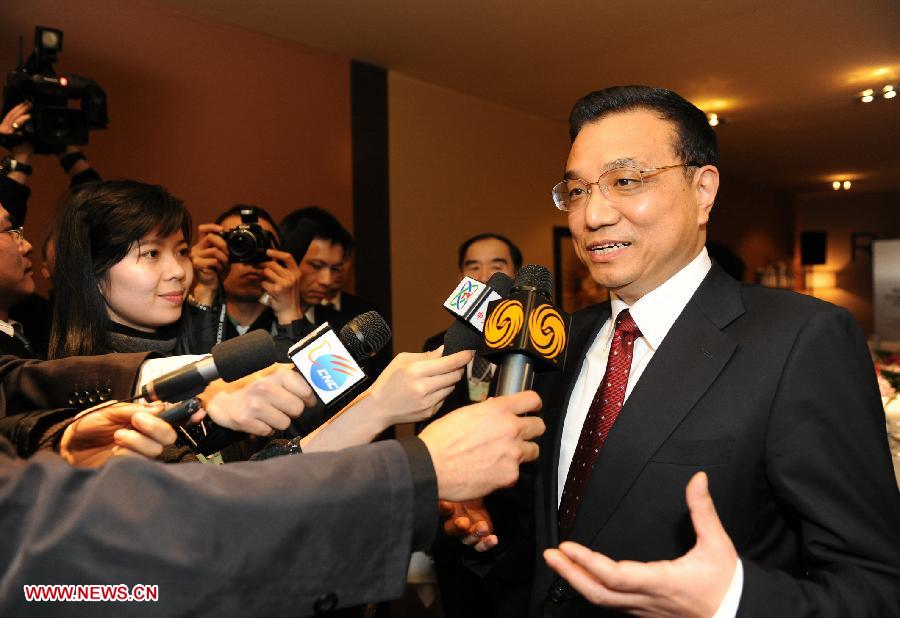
[228,229,257,259]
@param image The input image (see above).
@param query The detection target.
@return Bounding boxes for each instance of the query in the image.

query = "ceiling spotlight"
[843,181,852,190]
[706,112,720,127]
[884,85,896,99]
[832,181,841,190]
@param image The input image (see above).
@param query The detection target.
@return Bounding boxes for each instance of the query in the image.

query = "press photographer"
[189,204,313,356]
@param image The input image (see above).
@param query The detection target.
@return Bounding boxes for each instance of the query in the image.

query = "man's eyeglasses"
[1,226,24,242]
[551,163,696,211]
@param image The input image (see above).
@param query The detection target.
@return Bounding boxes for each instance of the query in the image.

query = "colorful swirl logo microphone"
[484,299,524,349]
[528,304,566,360]
[307,339,361,391]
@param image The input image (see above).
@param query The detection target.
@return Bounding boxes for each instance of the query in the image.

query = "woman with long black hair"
[49,179,211,359]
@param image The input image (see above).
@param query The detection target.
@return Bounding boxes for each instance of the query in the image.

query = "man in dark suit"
[452,86,900,616]
[0,203,40,359]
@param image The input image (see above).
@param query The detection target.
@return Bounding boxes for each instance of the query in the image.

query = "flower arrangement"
[875,351,900,407]
[875,352,900,451]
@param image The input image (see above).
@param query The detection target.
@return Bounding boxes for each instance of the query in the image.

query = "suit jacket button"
[548,586,565,604]
[313,592,338,614]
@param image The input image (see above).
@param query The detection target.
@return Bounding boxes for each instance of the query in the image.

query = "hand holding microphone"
[198,363,317,436]
[359,347,473,426]
[59,401,200,468]
[148,330,314,440]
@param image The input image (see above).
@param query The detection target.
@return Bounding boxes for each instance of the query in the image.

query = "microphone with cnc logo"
[142,330,277,403]
[189,312,391,457]
[289,310,391,405]
[481,265,570,396]
[249,312,392,460]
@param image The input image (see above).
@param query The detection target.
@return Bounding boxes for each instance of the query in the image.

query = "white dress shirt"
[556,248,743,617]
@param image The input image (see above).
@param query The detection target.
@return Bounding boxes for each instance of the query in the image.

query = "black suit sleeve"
[0,353,149,456]
[738,306,900,616]
[0,436,437,615]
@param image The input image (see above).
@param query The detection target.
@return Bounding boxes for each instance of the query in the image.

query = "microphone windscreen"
[486,272,514,296]
[340,311,392,361]
[211,329,278,382]
[443,320,482,356]
[280,218,318,263]
[515,264,553,299]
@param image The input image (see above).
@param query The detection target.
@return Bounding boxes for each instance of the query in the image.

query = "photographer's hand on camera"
[0,102,31,137]
[261,248,304,325]
[2,104,34,187]
[189,223,228,305]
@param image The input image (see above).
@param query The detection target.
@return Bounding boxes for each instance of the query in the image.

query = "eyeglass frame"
[551,162,699,211]
[1,226,24,242]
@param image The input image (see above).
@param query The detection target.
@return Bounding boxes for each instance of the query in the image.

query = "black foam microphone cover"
[443,320,483,356]
[212,329,278,381]
[486,271,514,296]
[515,264,553,299]
[340,311,392,360]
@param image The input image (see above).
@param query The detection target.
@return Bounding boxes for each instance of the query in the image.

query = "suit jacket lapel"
[539,302,610,547]
[568,265,744,545]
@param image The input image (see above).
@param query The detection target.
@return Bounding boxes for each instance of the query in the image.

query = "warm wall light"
[832,181,841,190]
[885,85,897,99]
[808,271,836,290]
[706,112,720,127]
[861,88,875,103]
[843,180,852,190]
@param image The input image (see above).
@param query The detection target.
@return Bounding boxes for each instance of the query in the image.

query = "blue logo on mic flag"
[310,354,359,391]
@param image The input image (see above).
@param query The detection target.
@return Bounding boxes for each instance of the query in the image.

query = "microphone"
[142,330,278,403]
[159,397,202,424]
[289,311,392,404]
[482,265,570,396]
[443,272,514,334]
[341,310,392,361]
[248,312,393,462]
[188,313,391,456]
[442,319,484,356]
[441,272,513,359]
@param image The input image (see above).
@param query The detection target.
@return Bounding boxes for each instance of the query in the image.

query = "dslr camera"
[1,26,108,154]
[218,207,278,264]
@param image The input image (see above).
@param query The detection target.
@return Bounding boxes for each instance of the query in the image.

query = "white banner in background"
[873,239,900,345]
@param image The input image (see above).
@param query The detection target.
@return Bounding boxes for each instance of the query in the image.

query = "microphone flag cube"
[289,324,366,404]
[480,291,571,372]
[443,276,503,332]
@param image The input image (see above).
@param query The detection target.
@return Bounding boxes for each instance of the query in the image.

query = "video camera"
[1,26,108,154]
[218,207,279,264]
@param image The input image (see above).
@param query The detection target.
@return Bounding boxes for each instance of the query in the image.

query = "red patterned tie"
[558,309,642,538]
